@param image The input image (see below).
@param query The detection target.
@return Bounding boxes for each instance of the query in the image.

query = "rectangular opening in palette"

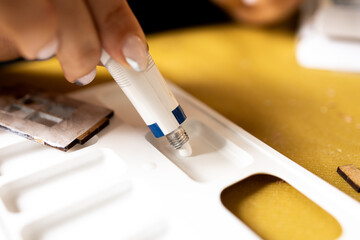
[221,174,342,240]
[27,112,63,127]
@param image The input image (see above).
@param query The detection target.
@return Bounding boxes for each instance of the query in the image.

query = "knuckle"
[61,44,100,80]
[102,2,127,30]
[72,43,101,66]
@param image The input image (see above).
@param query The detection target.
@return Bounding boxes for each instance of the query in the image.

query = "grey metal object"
[0,93,113,151]
[166,126,189,149]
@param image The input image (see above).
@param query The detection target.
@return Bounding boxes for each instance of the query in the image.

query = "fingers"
[0,0,57,59]
[0,36,20,61]
[0,0,147,85]
[86,0,148,71]
[53,0,101,83]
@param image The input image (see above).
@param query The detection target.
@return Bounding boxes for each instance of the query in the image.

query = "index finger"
[86,0,148,71]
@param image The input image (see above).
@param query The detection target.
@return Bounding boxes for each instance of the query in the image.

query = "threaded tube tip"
[166,126,189,149]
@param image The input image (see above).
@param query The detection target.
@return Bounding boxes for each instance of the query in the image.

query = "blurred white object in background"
[296,0,360,73]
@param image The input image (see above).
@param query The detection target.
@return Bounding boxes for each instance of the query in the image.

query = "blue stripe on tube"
[148,122,164,138]
[172,105,186,124]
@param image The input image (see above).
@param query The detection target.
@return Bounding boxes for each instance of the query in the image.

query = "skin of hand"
[0,0,148,85]
[212,0,304,26]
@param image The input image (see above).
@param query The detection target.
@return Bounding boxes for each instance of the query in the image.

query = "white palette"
[0,82,359,240]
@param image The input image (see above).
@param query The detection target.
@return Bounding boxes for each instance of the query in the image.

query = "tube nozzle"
[166,126,192,157]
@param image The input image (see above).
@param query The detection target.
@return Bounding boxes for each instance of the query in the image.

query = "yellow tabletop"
[1,24,360,239]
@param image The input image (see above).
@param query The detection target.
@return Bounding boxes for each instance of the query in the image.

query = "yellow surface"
[221,175,341,240]
[1,24,360,239]
[147,24,360,200]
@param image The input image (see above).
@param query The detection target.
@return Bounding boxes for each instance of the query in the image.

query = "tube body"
[101,51,187,138]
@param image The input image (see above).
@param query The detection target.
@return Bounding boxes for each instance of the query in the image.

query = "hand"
[212,0,304,25]
[0,0,148,85]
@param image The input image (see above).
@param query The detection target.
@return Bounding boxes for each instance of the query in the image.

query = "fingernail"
[75,68,97,86]
[122,34,148,72]
[37,39,58,60]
